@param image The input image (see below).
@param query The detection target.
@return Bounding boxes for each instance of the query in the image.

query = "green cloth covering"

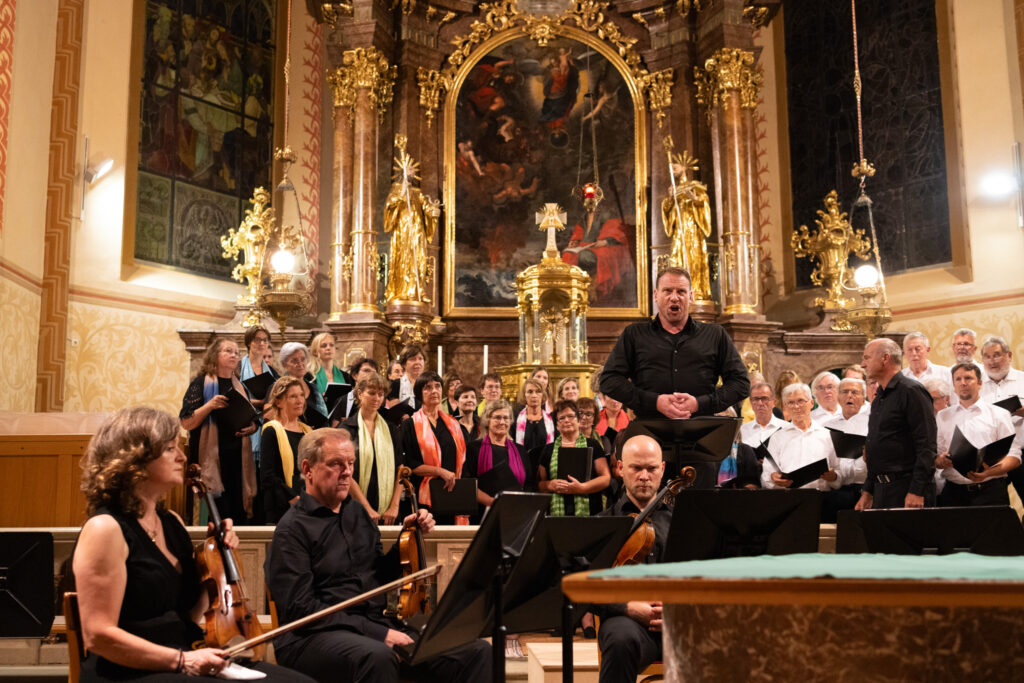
[592,552,1024,582]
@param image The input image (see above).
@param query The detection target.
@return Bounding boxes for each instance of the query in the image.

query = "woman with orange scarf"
[400,371,467,524]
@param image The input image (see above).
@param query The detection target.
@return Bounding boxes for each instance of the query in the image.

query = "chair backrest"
[63,592,85,683]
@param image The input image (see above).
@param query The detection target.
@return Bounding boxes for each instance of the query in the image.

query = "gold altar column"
[695,48,763,317]
[325,47,396,322]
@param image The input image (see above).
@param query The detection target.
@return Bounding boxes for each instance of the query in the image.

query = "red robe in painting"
[561,218,632,298]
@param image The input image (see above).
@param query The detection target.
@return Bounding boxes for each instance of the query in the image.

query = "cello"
[187,465,265,659]
[392,465,434,620]
[613,466,697,566]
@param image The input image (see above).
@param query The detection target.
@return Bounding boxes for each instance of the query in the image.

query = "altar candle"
[437,345,443,374]
[483,345,489,373]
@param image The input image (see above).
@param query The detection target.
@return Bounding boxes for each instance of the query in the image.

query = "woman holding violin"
[72,406,312,681]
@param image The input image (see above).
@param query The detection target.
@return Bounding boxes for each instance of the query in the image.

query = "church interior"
[2,0,1024,679]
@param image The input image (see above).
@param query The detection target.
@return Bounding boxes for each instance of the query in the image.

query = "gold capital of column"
[693,48,762,120]
[326,46,397,119]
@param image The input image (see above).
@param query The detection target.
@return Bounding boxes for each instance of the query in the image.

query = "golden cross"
[535,203,567,232]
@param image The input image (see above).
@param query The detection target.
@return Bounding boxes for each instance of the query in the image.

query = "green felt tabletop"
[591,553,1024,582]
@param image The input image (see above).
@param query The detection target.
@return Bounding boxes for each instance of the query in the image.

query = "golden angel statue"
[384,134,441,304]
[661,149,713,301]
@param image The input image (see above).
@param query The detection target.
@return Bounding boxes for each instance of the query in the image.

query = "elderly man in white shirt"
[922,377,951,416]
[809,371,841,424]
[979,335,1024,497]
[901,332,951,389]
[936,363,1021,507]
[740,382,786,446]
[823,377,869,519]
[762,383,842,492]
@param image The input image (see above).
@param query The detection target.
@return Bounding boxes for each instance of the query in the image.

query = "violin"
[613,466,697,566]
[187,464,265,659]
[392,465,433,621]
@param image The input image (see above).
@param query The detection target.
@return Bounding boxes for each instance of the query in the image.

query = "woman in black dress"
[463,400,532,520]
[72,406,311,681]
[341,373,405,524]
[180,337,257,524]
[536,399,611,517]
[514,378,553,454]
[401,371,467,523]
[260,376,313,523]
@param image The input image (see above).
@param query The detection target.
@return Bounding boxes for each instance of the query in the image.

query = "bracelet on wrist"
[176,649,184,673]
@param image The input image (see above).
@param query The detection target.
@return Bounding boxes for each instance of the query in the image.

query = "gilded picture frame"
[442,24,650,319]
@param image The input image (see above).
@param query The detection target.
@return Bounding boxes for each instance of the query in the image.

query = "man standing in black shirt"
[856,338,937,510]
[265,429,490,683]
[595,433,670,683]
[601,267,749,420]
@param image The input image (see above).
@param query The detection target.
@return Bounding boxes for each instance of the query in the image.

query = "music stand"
[406,492,550,683]
[632,417,741,488]
[0,532,55,637]
[836,506,1024,556]
[501,516,633,683]
[663,489,822,561]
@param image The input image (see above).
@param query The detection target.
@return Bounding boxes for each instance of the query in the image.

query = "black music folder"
[427,478,478,517]
[242,372,275,402]
[324,382,353,410]
[379,402,416,425]
[993,395,1023,414]
[222,387,258,434]
[753,437,773,463]
[950,427,1016,476]
[554,446,592,482]
[764,452,828,489]
[826,428,867,459]
[477,464,523,496]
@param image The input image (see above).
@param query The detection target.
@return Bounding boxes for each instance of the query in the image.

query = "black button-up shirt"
[600,315,750,417]
[265,491,402,655]
[864,372,937,496]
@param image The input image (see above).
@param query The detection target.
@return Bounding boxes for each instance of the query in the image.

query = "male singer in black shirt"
[594,433,670,683]
[856,338,937,509]
[601,268,749,420]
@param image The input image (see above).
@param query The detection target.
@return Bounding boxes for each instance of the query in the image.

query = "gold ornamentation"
[661,144,713,301]
[393,0,417,15]
[676,0,703,16]
[221,187,275,308]
[389,320,430,358]
[321,3,353,29]
[694,48,762,121]
[439,11,457,26]
[416,68,453,128]
[653,6,666,20]
[742,3,771,28]
[639,68,674,128]
[384,135,441,305]
[851,158,876,179]
[791,190,872,329]
[631,12,647,28]
[326,47,397,120]
[524,16,556,47]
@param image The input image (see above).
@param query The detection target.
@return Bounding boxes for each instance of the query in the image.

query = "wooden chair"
[63,592,85,683]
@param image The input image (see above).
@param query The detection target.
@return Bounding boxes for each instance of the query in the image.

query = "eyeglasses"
[578,411,595,418]
[784,398,810,406]
[750,396,772,403]
[252,336,270,344]
[557,414,578,422]
[489,415,511,422]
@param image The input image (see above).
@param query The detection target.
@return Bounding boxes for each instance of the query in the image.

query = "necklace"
[140,517,160,541]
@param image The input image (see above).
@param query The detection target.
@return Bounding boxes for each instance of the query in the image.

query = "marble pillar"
[328,100,354,320]
[695,47,762,318]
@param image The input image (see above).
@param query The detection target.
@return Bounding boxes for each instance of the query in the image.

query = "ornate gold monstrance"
[493,203,600,400]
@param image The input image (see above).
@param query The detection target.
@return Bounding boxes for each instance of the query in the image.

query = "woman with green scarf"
[536,399,610,516]
[341,373,406,524]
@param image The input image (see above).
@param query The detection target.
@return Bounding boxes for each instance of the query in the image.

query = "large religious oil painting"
[444,31,648,317]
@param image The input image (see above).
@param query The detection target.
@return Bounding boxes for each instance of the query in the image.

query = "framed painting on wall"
[442,27,649,318]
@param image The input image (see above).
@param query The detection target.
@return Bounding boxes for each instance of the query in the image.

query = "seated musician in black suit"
[594,433,668,682]
[265,429,490,683]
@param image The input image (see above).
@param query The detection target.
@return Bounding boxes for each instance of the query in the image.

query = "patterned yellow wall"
[893,303,1024,367]
[0,276,40,411]
[64,301,196,415]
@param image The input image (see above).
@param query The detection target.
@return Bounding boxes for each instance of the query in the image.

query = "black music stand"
[405,491,550,683]
[0,532,55,637]
[502,516,633,683]
[836,506,1024,556]
[631,417,740,487]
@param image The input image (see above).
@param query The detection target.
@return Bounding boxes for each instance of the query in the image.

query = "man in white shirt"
[762,383,842,492]
[951,328,985,371]
[739,382,786,446]
[935,363,1021,507]
[979,335,1024,497]
[809,371,841,424]
[823,378,869,520]
[901,332,950,389]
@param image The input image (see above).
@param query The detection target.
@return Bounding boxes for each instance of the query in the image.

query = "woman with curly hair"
[179,337,257,524]
[72,406,312,681]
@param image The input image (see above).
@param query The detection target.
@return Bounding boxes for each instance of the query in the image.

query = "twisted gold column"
[695,48,762,317]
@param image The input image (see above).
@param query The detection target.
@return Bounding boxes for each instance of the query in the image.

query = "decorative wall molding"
[0,0,15,234]
[298,16,323,295]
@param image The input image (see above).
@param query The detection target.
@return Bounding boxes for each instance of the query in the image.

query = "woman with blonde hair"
[260,376,313,523]
[529,366,554,412]
[180,337,257,523]
[556,376,581,402]
[308,332,354,395]
[72,406,311,681]
[515,377,554,454]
